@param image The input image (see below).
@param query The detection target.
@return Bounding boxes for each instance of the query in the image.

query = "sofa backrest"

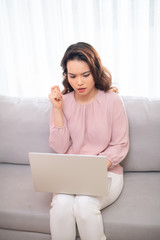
[121,96,160,171]
[0,96,53,165]
[0,95,160,172]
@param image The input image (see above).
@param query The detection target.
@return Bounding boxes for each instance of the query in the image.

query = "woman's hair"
[61,42,118,94]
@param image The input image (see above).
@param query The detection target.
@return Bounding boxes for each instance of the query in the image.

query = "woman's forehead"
[67,60,90,74]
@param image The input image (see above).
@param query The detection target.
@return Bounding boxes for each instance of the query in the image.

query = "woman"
[48,42,129,240]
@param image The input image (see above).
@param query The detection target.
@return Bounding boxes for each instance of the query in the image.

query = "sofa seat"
[102,172,160,240]
[0,229,51,240]
[0,163,160,240]
[0,163,52,234]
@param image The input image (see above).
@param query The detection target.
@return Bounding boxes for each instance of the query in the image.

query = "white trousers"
[50,172,123,240]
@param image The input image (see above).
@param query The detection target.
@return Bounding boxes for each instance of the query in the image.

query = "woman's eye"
[83,74,90,78]
[70,75,76,78]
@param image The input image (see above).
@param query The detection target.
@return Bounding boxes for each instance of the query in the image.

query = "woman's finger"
[51,85,60,93]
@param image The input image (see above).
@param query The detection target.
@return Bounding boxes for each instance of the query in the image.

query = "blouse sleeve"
[99,95,129,168]
[49,107,71,153]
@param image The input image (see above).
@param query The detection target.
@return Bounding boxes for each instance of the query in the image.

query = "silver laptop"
[29,152,108,197]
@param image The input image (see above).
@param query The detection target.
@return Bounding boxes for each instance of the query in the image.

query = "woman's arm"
[53,108,64,127]
[99,95,129,169]
[48,86,71,153]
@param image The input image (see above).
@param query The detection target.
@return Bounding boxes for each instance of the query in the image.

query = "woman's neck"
[74,88,98,105]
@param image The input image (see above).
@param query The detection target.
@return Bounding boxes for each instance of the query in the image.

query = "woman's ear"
[110,87,119,94]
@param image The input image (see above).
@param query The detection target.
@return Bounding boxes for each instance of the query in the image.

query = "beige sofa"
[0,95,160,240]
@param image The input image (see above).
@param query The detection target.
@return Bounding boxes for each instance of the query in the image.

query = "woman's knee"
[50,194,74,219]
[74,196,101,220]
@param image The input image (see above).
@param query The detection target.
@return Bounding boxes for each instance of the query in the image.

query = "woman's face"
[67,60,97,101]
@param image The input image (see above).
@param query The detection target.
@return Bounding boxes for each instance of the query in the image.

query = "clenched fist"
[48,86,63,110]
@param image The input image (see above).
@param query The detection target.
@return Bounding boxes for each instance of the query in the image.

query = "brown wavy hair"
[61,42,118,94]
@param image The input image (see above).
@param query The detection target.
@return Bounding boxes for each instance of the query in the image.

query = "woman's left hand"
[107,160,112,169]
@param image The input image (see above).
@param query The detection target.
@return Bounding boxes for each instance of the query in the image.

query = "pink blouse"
[49,90,129,175]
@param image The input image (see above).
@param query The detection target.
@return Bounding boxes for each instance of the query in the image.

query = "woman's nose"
[77,76,83,85]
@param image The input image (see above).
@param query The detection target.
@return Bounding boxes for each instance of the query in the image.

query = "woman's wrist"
[53,108,64,127]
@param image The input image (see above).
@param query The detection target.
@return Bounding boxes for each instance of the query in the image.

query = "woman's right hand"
[48,86,63,110]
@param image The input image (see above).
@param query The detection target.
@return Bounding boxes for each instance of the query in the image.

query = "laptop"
[29,152,108,197]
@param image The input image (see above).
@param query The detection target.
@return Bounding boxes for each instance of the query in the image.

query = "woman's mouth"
[77,88,86,93]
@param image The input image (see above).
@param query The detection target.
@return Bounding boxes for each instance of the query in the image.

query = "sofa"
[0,94,160,240]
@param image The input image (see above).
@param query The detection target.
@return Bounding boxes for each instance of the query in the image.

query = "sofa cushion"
[0,229,51,240]
[0,95,54,165]
[0,164,160,239]
[102,172,160,240]
[0,163,52,234]
[121,96,160,171]
[0,95,160,171]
